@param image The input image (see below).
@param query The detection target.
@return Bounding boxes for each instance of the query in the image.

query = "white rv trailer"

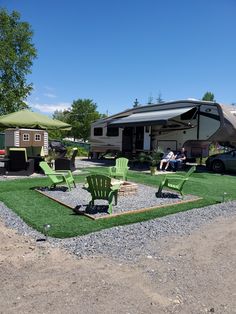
[90,100,236,158]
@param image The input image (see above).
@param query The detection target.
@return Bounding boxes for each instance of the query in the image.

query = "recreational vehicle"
[90,100,236,159]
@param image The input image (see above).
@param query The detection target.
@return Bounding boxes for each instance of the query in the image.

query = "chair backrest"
[9,147,27,160]
[71,148,78,162]
[184,165,196,179]
[39,161,55,174]
[115,157,129,169]
[172,166,196,193]
[9,148,28,171]
[86,174,112,199]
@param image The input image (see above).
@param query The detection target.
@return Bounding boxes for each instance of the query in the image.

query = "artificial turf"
[0,167,235,238]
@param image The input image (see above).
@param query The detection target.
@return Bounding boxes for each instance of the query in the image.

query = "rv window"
[107,127,119,137]
[35,134,41,141]
[23,133,30,141]
[94,128,103,136]
[180,108,197,120]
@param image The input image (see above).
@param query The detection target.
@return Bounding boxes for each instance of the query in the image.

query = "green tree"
[67,99,104,141]
[133,98,140,108]
[147,95,153,105]
[0,9,37,115]
[49,109,71,140]
[202,92,215,101]
[156,92,164,104]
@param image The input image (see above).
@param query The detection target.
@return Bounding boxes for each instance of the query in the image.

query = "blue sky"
[1,0,236,115]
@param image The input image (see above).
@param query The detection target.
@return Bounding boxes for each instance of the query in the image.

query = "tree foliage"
[52,99,105,141]
[0,9,37,115]
[202,92,215,102]
[68,99,105,141]
[156,92,164,104]
[133,98,140,108]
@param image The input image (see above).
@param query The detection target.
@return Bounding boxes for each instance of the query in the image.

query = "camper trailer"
[90,99,236,159]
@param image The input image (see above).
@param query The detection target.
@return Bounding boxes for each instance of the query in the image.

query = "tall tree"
[133,98,140,108]
[49,109,71,140]
[202,92,215,101]
[0,9,37,115]
[156,92,164,104]
[147,95,153,105]
[67,99,103,141]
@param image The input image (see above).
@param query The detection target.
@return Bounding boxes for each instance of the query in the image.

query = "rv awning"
[109,107,194,127]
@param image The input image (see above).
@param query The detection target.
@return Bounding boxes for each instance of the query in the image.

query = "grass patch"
[0,168,235,238]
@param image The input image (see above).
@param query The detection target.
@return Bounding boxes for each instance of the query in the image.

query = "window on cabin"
[107,127,119,136]
[94,128,103,136]
[34,134,41,141]
[23,133,30,141]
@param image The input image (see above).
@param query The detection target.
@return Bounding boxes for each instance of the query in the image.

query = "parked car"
[206,150,236,173]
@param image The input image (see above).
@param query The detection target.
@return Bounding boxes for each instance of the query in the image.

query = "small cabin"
[5,128,48,156]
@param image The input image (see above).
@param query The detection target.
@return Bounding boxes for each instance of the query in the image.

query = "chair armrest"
[45,171,67,176]
[111,183,120,191]
[55,170,73,175]
[166,175,183,179]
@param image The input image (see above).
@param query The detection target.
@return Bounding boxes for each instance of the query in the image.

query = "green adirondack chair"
[108,157,129,181]
[39,161,76,191]
[84,174,121,214]
[156,165,196,198]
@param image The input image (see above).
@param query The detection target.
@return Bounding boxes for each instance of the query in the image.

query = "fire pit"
[112,180,138,196]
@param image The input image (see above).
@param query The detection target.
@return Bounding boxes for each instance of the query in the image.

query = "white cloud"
[43,93,57,98]
[44,85,55,92]
[32,102,71,114]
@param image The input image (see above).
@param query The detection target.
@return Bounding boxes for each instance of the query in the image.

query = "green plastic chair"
[39,161,76,191]
[156,165,196,198]
[84,174,121,214]
[108,157,129,181]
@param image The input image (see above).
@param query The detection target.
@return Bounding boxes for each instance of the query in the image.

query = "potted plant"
[44,150,59,169]
[147,148,163,175]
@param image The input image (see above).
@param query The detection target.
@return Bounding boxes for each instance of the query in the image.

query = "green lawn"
[0,167,235,238]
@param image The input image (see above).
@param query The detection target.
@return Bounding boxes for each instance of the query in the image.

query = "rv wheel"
[211,160,225,173]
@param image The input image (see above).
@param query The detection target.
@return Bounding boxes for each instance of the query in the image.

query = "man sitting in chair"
[169,147,186,172]
[159,148,174,171]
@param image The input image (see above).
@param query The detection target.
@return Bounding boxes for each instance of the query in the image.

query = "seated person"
[159,148,174,171]
[169,147,186,171]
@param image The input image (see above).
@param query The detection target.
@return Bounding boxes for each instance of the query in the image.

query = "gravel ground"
[1,161,236,313]
[0,157,235,262]
[0,197,235,262]
[38,183,198,217]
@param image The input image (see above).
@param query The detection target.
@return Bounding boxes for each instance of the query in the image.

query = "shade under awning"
[109,107,194,127]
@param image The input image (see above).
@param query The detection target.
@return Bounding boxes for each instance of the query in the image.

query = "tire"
[211,160,225,173]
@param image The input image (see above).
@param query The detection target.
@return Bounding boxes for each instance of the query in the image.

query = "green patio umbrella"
[0,109,71,130]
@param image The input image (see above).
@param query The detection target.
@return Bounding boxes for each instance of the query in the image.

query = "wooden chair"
[55,148,78,171]
[84,174,120,214]
[156,166,196,198]
[39,161,76,191]
[108,157,129,181]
